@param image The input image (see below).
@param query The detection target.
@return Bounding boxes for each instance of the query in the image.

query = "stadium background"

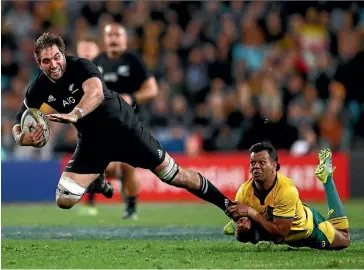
[2,1,364,203]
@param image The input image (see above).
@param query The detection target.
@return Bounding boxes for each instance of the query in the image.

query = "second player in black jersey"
[12,32,234,220]
[92,23,158,219]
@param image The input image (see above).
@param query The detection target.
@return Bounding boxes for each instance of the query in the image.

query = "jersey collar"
[252,174,278,205]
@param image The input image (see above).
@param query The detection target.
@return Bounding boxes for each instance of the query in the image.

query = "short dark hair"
[34,32,66,63]
[249,141,281,171]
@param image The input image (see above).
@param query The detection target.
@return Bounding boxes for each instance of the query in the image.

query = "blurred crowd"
[2,1,364,160]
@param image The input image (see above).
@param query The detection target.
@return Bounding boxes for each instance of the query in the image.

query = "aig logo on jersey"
[63,96,76,107]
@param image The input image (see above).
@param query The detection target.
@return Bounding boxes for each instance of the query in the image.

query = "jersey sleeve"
[273,186,298,219]
[24,80,44,109]
[234,185,244,202]
[234,181,251,204]
[77,58,103,83]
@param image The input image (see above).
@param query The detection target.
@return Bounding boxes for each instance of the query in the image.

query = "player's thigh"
[326,224,350,249]
[308,206,345,249]
[60,171,99,189]
[309,219,349,249]
[64,139,111,175]
[114,105,179,180]
[116,123,166,171]
[120,163,140,183]
[315,220,336,249]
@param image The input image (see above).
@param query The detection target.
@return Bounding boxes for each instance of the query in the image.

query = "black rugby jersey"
[14,56,121,137]
[93,52,150,94]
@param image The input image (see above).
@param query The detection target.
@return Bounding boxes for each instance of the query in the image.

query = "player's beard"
[49,67,63,80]
[46,61,66,82]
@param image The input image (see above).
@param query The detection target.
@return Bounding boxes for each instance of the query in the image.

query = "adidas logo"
[66,160,74,168]
[47,95,56,102]
[158,149,163,159]
[224,199,229,209]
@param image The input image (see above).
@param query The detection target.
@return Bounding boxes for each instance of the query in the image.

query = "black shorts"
[64,96,166,174]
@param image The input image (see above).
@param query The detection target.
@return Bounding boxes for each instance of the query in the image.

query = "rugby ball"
[20,108,50,147]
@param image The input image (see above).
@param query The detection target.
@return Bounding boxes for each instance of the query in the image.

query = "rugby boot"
[86,173,114,199]
[223,220,236,235]
[121,211,138,220]
[314,148,336,184]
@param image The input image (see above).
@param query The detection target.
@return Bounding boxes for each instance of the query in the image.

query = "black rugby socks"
[189,173,231,212]
[125,196,137,214]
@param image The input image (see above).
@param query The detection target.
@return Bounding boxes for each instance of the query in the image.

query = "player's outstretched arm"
[47,77,104,123]
[75,77,104,116]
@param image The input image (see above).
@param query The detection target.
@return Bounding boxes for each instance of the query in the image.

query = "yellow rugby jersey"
[40,103,55,114]
[235,172,314,243]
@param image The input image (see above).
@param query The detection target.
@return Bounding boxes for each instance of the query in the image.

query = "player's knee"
[155,156,179,185]
[56,196,75,209]
[55,175,86,209]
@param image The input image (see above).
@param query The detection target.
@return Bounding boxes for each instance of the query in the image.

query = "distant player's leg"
[85,191,98,216]
[78,190,98,216]
[80,173,114,216]
[88,192,95,206]
[120,163,139,220]
[315,148,350,249]
[104,161,138,219]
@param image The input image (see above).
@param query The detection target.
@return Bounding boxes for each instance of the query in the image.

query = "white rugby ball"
[20,108,50,147]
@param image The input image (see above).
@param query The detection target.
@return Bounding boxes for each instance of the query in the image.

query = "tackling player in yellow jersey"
[224,141,350,250]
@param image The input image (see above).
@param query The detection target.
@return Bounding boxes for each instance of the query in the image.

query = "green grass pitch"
[2,201,364,269]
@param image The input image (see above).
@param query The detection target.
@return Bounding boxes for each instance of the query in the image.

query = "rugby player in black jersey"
[12,32,234,218]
